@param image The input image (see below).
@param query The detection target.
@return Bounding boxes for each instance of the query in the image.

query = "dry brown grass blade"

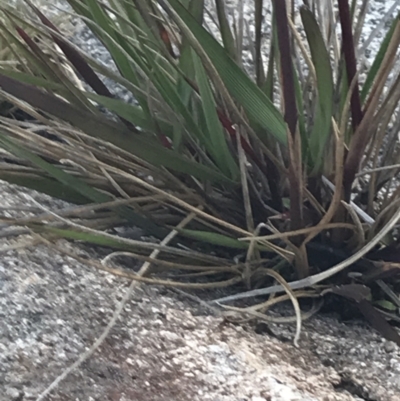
[51,246,242,288]
[368,198,400,241]
[288,17,316,83]
[222,298,322,325]
[95,250,251,273]
[273,0,304,258]
[0,235,44,253]
[212,204,400,304]
[241,290,320,314]
[24,211,228,265]
[303,117,345,247]
[218,268,304,346]
[353,0,369,48]
[340,200,365,250]
[344,16,400,198]
[0,194,177,228]
[34,207,199,401]
[236,126,258,288]
[239,222,356,244]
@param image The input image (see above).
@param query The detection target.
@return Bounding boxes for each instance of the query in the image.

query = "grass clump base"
[0,0,400,346]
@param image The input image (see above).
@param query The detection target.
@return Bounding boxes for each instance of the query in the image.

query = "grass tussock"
[0,0,400,343]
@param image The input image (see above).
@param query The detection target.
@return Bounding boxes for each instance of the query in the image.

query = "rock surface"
[1,179,400,401]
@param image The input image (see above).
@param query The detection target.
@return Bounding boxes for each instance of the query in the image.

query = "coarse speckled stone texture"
[1,178,400,401]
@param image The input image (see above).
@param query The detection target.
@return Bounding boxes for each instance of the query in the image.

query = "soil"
[1,180,400,401]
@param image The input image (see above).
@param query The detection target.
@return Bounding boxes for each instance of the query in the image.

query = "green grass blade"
[4,19,94,109]
[164,0,287,145]
[0,134,108,202]
[28,224,225,264]
[71,0,150,112]
[361,14,400,103]
[29,224,149,251]
[0,172,90,204]
[262,13,276,100]
[142,51,219,154]
[83,91,172,134]
[174,0,204,149]
[300,7,334,172]
[0,68,65,91]
[193,50,239,179]
[292,66,307,154]
[215,0,237,61]
[0,133,168,237]
[0,74,233,184]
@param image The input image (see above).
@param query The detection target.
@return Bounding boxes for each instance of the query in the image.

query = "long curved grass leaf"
[193,50,239,179]
[361,14,400,103]
[292,66,306,153]
[71,0,150,113]
[143,52,215,151]
[0,133,168,237]
[0,171,89,204]
[273,0,305,264]
[262,10,276,99]
[0,68,64,91]
[215,0,237,61]
[164,0,288,145]
[254,0,264,86]
[300,7,334,172]
[83,91,172,134]
[344,15,400,199]
[174,0,204,149]
[338,0,362,132]
[29,224,227,264]
[29,2,114,99]
[0,134,107,202]
[0,15,64,79]
[274,0,297,137]
[9,21,93,110]
[178,228,280,253]
[0,74,233,184]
